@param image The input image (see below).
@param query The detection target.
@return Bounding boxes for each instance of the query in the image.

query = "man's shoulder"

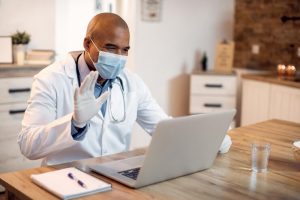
[121,68,143,83]
[34,54,74,83]
[119,69,148,93]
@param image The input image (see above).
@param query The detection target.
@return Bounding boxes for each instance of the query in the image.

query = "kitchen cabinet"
[241,78,300,126]
[189,73,237,126]
[0,65,44,192]
[269,84,300,123]
[241,79,270,126]
[0,77,41,173]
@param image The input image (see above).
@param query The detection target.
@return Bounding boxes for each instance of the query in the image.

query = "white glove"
[72,71,110,127]
[219,135,232,154]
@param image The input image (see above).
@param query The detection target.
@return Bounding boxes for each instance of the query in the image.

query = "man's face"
[85,26,130,68]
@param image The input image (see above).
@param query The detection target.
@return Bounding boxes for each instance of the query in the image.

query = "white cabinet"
[0,77,41,174]
[241,79,300,126]
[269,84,300,123]
[189,74,237,125]
[241,79,270,126]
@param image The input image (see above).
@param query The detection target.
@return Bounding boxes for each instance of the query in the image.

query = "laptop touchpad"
[100,155,145,172]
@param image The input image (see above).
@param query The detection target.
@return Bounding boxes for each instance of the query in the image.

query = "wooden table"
[1,119,300,199]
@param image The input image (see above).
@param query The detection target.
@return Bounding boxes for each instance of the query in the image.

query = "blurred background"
[0,0,299,180]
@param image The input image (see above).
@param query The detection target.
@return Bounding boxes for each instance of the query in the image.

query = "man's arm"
[134,75,169,134]
[18,71,109,160]
[18,75,78,160]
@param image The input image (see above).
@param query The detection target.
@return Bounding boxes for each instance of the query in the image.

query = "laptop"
[89,109,236,188]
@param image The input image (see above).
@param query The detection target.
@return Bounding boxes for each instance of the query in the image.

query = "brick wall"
[234,0,300,70]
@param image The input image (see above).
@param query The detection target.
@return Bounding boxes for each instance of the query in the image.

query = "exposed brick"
[234,0,300,70]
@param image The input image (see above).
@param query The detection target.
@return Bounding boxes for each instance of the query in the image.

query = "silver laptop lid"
[134,109,236,187]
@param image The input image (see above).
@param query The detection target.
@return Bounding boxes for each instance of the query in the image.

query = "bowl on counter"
[292,141,300,161]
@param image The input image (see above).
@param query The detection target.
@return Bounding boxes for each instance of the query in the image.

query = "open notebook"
[31,167,111,200]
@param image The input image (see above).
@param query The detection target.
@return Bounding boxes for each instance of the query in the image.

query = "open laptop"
[89,109,236,188]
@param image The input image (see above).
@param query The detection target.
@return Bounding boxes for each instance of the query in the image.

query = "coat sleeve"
[18,73,78,160]
[134,75,169,135]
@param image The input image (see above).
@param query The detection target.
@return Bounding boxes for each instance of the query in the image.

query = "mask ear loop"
[86,51,97,65]
[86,36,101,64]
[89,37,101,52]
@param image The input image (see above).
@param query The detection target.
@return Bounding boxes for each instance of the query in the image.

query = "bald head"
[86,13,129,40]
[83,13,130,80]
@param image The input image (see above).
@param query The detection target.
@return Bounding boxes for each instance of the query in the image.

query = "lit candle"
[277,64,286,76]
[286,65,296,77]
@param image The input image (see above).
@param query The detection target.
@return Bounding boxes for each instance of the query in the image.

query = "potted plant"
[11,31,30,65]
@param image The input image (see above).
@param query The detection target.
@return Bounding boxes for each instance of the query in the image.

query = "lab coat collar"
[65,51,83,81]
[78,52,91,82]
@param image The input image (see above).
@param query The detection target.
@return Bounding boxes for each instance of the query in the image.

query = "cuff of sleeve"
[71,120,88,141]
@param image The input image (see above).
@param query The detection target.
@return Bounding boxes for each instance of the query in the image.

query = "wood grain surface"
[0,119,300,200]
[242,74,300,89]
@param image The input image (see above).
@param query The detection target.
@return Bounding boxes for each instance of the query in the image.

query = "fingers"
[79,72,92,94]
[96,91,110,107]
[79,71,97,94]
[89,71,98,91]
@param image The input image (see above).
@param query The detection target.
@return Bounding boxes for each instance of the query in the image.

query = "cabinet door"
[190,75,237,95]
[190,95,236,114]
[0,77,32,103]
[241,80,270,126]
[269,84,300,123]
[0,102,41,172]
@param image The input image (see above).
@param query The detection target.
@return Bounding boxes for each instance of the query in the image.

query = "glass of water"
[251,142,271,173]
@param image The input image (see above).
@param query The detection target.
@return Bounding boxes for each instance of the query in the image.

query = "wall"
[234,0,300,70]
[0,0,235,149]
[133,0,235,116]
[55,0,119,58]
[0,0,55,49]
[129,0,235,148]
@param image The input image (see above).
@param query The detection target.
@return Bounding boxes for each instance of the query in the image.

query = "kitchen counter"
[0,64,46,78]
[242,73,300,89]
[193,69,236,76]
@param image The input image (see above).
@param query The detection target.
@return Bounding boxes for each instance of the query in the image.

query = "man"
[18,13,231,166]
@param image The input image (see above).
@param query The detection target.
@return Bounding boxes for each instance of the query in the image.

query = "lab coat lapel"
[64,53,79,90]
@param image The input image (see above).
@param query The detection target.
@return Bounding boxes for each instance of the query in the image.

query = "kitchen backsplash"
[234,0,300,71]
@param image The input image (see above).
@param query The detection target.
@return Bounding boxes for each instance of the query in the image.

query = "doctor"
[18,13,232,166]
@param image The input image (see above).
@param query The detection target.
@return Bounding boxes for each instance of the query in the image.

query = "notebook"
[31,167,111,200]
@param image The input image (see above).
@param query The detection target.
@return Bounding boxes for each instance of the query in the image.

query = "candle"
[277,64,286,76]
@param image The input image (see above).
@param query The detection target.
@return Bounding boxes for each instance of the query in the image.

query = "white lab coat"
[18,53,232,166]
[18,53,168,165]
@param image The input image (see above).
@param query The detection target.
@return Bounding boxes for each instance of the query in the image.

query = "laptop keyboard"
[118,167,141,180]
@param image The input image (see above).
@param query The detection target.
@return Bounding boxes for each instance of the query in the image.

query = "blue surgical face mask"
[87,38,127,80]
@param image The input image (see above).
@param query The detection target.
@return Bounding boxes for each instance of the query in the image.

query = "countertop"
[192,69,236,76]
[0,64,46,78]
[242,73,300,89]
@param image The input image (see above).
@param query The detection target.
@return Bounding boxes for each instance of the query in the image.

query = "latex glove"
[72,71,110,127]
[219,135,232,154]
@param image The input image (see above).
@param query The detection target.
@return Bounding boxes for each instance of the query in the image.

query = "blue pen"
[67,172,87,188]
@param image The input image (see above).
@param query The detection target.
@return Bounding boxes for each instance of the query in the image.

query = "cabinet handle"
[204,84,223,88]
[8,88,31,93]
[9,109,26,114]
[204,103,222,108]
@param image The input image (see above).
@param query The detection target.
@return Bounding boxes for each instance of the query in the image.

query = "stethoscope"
[75,53,126,123]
